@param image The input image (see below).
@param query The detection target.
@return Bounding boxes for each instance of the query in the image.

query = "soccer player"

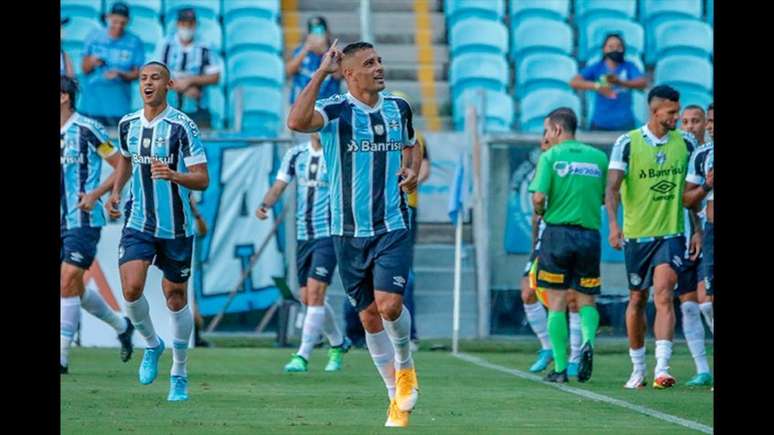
[606,85,699,389]
[530,108,608,383]
[255,132,351,372]
[105,61,209,402]
[60,75,136,374]
[287,40,422,427]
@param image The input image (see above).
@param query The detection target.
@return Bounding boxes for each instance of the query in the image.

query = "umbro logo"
[393,275,406,288]
[650,180,676,194]
[180,267,191,278]
[70,252,83,262]
[315,266,329,277]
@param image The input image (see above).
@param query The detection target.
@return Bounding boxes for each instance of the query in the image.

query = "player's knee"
[122,285,144,302]
[376,297,403,321]
[60,267,83,297]
[653,289,674,308]
[359,306,383,333]
[305,280,326,305]
[165,289,187,311]
[628,292,648,310]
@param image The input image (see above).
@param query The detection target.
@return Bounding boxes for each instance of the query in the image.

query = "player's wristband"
[701,183,712,193]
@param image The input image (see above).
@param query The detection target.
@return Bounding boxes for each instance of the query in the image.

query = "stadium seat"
[449,53,509,99]
[207,86,227,130]
[453,89,514,132]
[61,16,101,53]
[519,89,581,133]
[632,90,647,127]
[516,53,577,97]
[223,0,280,23]
[672,87,712,111]
[509,0,569,30]
[654,19,713,59]
[655,55,713,93]
[511,18,573,60]
[641,0,703,64]
[165,0,221,21]
[446,0,505,27]
[106,0,162,19]
[130,80,142,111]
[584,53,645,73]
[225,17,282,56]
[449,17,508,57]
[127,16,164,54]
[164,16,223,52]
[229,86,283,134]
[226,51,284,88]
[581,18,644,62]
[61,0,102,20]
[707,0,713,24]
[575,0,635,21]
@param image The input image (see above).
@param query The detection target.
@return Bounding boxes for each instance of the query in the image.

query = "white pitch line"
[453,352,713,434]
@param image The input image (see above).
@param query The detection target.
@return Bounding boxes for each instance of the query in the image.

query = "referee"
[529,108,608,383]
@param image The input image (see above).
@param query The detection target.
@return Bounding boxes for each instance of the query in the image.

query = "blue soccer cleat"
[167,375,189,401]
[686,372,713,387]
[567,362,579,377]
[139,338,165,385]
[529,349,554,373]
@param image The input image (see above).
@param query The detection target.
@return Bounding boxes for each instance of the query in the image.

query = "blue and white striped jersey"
[152,35,222,79]
[277,142,330,241]
[314,92,416,237]
[686,142,714,201]
[61,113,118,231]
[118,106,207,239]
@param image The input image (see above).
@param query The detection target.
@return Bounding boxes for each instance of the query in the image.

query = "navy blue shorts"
[118,227,194,283]
[624,236,686,291]
[297,237,337,285]
[332,229,412,312]
[703,223,714,296]
[61,227,102,269]
[535,224,601,295]
[676,256,702,296]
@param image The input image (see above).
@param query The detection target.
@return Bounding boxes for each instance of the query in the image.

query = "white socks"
[569,311,582,363]
[699,302,714,335]
[366,329,396,400]
[124,295,160,348]
[629,347,646,374]
[654,340,673,376]
[60,296,82,367]
[169,305,193,377]
[321,302,344,348]
[81,288,128,334]
[382,305,414,370]
[298,305,326,360]
[681,302,710,374]
[524,302,551,350]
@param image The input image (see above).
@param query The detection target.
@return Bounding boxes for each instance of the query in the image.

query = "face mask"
[605,50,624,63]
[178,27,194,42]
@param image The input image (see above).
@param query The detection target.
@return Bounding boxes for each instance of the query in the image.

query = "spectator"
[286,16,342,105]
[152,8,222,129]
[60,17,75,78]
[80,2,145,127]
[570,33,648,131]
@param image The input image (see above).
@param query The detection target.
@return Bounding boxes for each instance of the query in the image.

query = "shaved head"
[141,61,170,80]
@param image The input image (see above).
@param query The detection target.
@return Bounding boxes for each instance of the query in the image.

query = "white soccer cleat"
[624,370,647,389]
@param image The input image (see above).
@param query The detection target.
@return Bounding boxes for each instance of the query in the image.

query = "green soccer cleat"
[283,354,308,372]
[686,372,713,386]
[325,347,345,372]
[529,349,554,373]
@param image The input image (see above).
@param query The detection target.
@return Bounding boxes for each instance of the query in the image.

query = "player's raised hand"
[151,159,176,181]
[76,191,97,212]
[397,167,418,194]
[255,206,269,220]
[105,191,122,219]
[318,39,342,75]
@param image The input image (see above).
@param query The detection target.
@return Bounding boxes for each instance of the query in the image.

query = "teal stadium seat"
[509,0,569,30]
[642,0,703,64]
[225,17,282,56]
[655,55,713,93]
[229,86,283,134]
[453,89,514,132]
[511,18,573,60]
[165,0,221,21]
[449,52,508,100]
[223,0,280,23]
[707,0,713,24]
[449,17,508,56]
[516,53,577,98]
[519,89,581,133]
[632,90,647,127]
[207,86,227,130]
[127,16,163,54]
[654,19,713,60]
[107,0,162,19]
[446,0,504,27]
[575,0,636,59]
[581,18,644,62]
[226,51,284,88]
[61,0,102,20]
[672,88,712,112]
[164,16,223,52]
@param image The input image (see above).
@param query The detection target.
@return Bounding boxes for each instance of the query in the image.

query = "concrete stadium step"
[384,62,446,82]
[415,223,473,244]
[378,43,449,68]
[414,243,475,269]
[387,80,450,113]
[296,12,447,45]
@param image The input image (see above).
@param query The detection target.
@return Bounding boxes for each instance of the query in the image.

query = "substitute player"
[606,85,699,389]
[256,132,351,372]
[530,108,607,383]
[287,40,421,427]
[60,76,135,374]
[105,61,209,402]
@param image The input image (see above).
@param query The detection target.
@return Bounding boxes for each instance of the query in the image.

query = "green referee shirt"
[529,139,609,230]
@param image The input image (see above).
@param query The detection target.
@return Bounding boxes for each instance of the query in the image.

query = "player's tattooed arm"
[682,182,709,209]
[687,206,703,261]
[605,170,625,250]
[255,180,289,220]
[287,39,341,132]
[77,153,122,212]
[531,192,546,217]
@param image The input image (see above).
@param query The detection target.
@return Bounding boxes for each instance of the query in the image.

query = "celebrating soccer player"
[105,61,209,401]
